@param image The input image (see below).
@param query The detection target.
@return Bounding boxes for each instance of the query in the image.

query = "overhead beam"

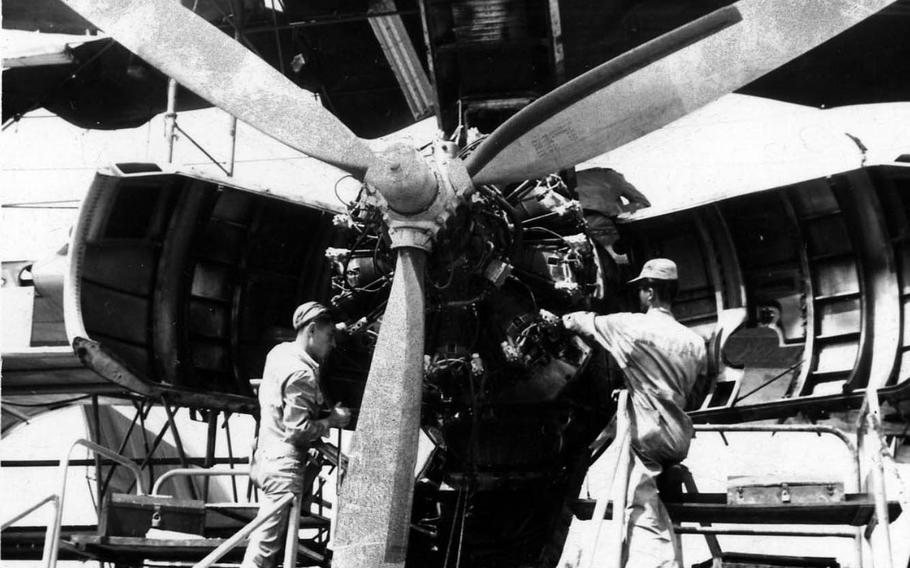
[368,0,435,121]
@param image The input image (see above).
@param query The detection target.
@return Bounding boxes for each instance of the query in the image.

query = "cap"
[628,258,678,284]
[292,301,331,330]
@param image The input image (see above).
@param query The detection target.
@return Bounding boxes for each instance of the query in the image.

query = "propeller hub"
[365,143,438,215]
[361,143,474,252]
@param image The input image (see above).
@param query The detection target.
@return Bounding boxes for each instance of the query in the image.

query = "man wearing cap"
[241,301,351,568]
[575,167,651,249]
[561,258,706,568]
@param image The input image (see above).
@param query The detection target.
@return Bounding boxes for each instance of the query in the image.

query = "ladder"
[575,390,903,568]
[1,437,343,567]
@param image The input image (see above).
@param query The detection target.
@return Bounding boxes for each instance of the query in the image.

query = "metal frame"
[195,492,298,568]
[152,467,251,496]
[856,389,895,568]
[3,428,339,568]
[581,390,631,568]
[580,400,895,568]
[682,166,910,424]
[1,438,145,568]
[689,423,863,568]
[151,463,333,568]
[151,467,303,568]
[684,411,900,568]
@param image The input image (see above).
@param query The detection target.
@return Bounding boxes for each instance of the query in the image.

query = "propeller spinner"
[59,0,898,566]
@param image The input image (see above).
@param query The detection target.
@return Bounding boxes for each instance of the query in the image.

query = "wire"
[442,488,464,568]
[478,185,523,257]
[173,123,231,176]
[733,360,802,404]
[523,225,573,245]
[506,275,538,312]
[454,487,468,568]
[334,174,360,207]
[430,257,462,291]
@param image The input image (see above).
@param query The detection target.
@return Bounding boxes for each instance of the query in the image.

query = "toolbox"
[693,552,840,568]
[99,493,206,537]
[727,476,845,505]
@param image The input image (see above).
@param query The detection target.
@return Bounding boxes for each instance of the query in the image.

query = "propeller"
[333,247,427,566]
[58,0,897,566]
[61,0,375,176]
[466,0,898,185]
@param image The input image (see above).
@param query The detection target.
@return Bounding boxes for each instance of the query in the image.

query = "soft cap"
[628,258,678,284]
[292,301,331,330]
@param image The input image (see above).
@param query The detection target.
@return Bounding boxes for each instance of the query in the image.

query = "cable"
[334,174,359,207]
[442,488,464,568]
[523,225,574,246]
[733,360,802,404]
[506,275,538,312]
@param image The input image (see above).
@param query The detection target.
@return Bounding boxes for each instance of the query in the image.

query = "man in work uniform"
[241,301,351,568]
[561,258,706,568]
[575,167,651,250]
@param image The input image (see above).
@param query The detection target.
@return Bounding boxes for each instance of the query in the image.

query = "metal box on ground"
[727,476,845,505]
[693,552,840,568]
[99,493,206,537]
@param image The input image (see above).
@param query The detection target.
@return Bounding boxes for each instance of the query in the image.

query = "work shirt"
[244,342,328,568]
[257,341,329,459]
[565,309,706,465]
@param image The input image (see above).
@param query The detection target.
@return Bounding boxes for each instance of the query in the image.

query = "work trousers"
[240,449,305,568]
[621,452,683,568]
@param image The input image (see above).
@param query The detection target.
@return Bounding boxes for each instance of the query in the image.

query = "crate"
[693,552,840,568]
[99,493,206,537]
[727,476,845,505]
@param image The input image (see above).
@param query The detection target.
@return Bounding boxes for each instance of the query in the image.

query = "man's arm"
[283,371,331,446]
[559,310,630,369]
[561,311,599,340]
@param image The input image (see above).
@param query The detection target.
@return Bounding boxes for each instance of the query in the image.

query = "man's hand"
[326,403,352,428]
[538,309,562,330]
[561,311,586,331]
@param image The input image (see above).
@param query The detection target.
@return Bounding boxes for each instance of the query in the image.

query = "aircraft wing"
[1,30,109,69]
[587,95,910,220]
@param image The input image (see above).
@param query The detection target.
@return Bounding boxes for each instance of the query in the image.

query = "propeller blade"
[61,0,375,177]
[466,0,896,185]
[334,248,427,568]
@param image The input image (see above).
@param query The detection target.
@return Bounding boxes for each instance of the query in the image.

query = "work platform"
[568,390,907,568]
[2,499,333,564]
[573,493,902,527]
[1,436,342,568]
[3,529,329,565]
[68,532,328,565]
[3,391,905,568]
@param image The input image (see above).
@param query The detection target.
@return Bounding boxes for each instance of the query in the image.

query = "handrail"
[694,422,863,568]
[194,493,296,568]
[42,438,145,568]
[693,423,860,491]
[283,493,302,568]
[1,494,58,531]
[581,390,631,568]
[856,388,894,568]
[156,466,311,568]
[152,467,251,496]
